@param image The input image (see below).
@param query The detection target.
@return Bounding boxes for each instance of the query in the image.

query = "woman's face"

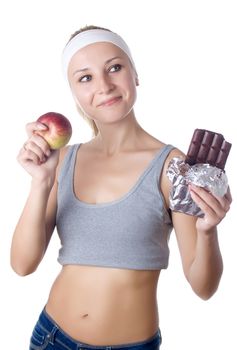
[67,42,138,126]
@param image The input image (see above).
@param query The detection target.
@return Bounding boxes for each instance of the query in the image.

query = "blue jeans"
[29,308,162,350]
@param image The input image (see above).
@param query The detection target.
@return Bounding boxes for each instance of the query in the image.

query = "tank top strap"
[130,144,175,207]
[145,144,174,221]
[152,144,175,179]
[58,143,81,185]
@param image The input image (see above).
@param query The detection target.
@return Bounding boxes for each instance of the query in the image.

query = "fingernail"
[37,122,47,130]
[46,150,51,157]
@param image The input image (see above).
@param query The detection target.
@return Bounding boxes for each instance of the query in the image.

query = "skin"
[11,42,232,345]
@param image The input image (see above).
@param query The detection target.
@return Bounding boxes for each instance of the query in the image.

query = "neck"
[92,112,143,156]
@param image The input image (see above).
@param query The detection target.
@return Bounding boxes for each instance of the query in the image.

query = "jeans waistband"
[37,307,161,349]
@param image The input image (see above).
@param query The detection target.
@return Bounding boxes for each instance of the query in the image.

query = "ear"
[135,77,139,86]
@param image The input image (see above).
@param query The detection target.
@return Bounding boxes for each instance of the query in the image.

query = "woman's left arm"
[172,185,232,300]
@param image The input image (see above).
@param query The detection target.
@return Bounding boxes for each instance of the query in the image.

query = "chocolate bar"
[185,129,231,170]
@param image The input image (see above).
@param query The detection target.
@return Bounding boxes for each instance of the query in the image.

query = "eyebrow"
[73,56,122,76]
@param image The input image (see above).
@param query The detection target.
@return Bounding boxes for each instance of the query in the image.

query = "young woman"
[11,25,232,350]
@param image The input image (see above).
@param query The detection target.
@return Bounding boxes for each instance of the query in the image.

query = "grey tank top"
[56,143,174,270]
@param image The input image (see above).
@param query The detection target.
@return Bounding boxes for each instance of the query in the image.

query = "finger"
[224,186,232,203]
[25,141,45,162]
[216,192,231,213]
[29,133,51,156]
[189,185,226,219]
[25,121,48,138]
[204,189,231,213]
[189,189,216,217]
[23,142,28,151]
[190,184,231,209]
[200,186,232,213]
[22,131,51,162]
[18,147,43,165]
[206,188,231,208]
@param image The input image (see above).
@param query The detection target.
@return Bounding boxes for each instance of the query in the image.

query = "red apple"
[36,112,72,150]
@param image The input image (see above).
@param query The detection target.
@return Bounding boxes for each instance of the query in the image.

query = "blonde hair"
[68,25,112,137]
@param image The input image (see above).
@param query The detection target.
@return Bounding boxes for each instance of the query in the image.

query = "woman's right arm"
[10,121,61,276]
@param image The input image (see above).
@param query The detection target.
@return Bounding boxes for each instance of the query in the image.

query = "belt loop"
[48,325,59,345]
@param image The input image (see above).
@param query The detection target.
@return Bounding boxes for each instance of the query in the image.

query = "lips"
[98,96,122,107]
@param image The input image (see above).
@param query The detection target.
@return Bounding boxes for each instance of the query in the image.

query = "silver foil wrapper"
[166,157,229,217]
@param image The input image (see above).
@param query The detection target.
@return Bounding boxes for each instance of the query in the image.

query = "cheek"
[71,86,90,108]
[124,70,137,89]
[126,77,137,100]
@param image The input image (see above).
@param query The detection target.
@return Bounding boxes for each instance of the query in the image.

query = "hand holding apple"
[36,112,72,149]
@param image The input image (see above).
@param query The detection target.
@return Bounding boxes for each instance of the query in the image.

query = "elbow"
[11,264,37,276]
[191,277,222,301]
[10,258,38,276]
[195,288,217,301]
[11,264,36,276]
[186,263,223,301]
[10,248,43,276]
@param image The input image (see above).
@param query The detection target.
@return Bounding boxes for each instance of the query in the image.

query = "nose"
[97,74,115,94]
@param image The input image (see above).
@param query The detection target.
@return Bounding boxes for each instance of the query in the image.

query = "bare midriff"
[46,265,160,345]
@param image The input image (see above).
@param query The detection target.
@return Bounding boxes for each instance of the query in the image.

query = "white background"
[0,0,236,349]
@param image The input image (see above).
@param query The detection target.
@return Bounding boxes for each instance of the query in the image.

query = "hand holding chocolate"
[167,129,231,217]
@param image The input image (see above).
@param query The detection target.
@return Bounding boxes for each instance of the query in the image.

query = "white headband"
[62,29,136,79]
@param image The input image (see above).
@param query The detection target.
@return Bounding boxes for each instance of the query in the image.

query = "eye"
[79,75,92,83]
[109,64,122,73]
